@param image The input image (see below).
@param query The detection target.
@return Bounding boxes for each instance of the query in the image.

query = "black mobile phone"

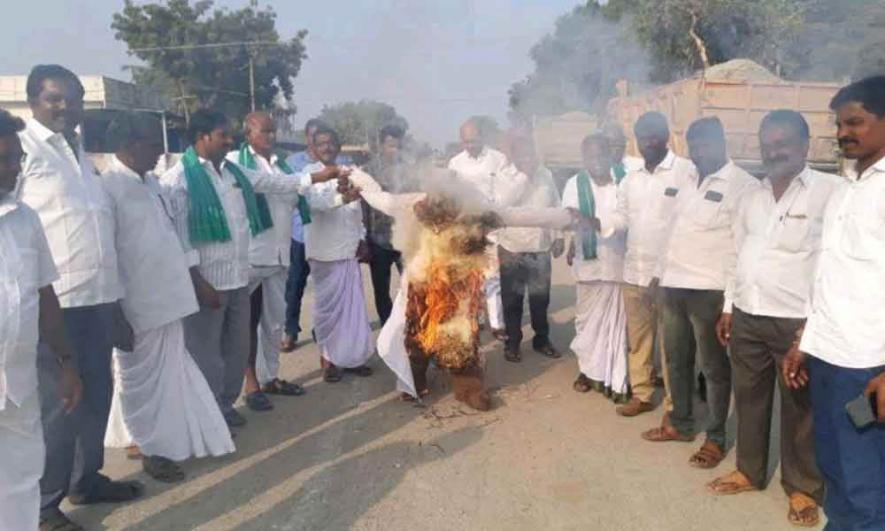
[846,393,878,429]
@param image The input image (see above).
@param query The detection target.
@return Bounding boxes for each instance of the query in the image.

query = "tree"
[611,0,806,82]
[317,100,409,148]
[112,0,307,124]
[508,3,650,121]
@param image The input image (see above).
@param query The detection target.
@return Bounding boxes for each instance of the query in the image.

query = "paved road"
[70,259,823,530]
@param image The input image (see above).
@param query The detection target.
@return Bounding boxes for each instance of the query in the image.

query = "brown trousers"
[622,283,671,408]
[730,307,823,500]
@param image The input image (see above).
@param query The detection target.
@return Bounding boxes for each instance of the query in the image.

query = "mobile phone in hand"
[846,393,878,429]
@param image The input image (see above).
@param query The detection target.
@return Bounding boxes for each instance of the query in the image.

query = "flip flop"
[142,455,186,483]
[689,440,727,469]
[344,366,373,377]
[262,378,305,396]
[641,426,695,442]
[707,471,758,495]
[245,391,274,411]
[323,366,342,383]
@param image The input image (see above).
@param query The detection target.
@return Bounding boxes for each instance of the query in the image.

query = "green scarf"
[576,170,597,261]
[182,147,273,244]
[612,161,627,182]
[238,144,311,225]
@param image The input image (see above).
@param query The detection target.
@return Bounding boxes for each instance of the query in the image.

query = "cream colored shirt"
[0,196,58,410]
[801,156,885,369]
[725,167,841,318]
[18,119,122,308]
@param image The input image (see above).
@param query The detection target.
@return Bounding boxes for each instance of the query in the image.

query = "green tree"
[317,100,409,148]
[112,0,307,124]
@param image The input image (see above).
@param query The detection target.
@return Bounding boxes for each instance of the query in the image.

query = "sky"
[0,0,582,146]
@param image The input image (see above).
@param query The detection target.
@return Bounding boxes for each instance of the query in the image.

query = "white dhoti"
[484,244,504,330]
[571,281,629,397]
[105,320,235,460]
[248,265,288,385]
[0,394,43,531]
[311,258,374,368]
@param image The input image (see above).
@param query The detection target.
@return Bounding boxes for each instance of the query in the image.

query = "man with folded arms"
[708,110,837,527]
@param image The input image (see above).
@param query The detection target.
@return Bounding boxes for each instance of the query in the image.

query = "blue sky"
[0,0,582,145]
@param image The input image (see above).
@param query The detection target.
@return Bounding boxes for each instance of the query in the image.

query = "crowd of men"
[0,62,882,531]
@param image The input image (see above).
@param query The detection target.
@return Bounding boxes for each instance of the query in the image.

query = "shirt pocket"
[691,191,727,230]
[777,215,813,252]
[841,210,885,261]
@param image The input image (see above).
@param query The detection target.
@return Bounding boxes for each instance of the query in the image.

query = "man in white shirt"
[495,132,564,361]
[161,110,341,429]
[562,134,629,400]
[0,108,82,531]
[783,76,885,530]
[601,122,643,181]
[17,65,144,528]
[608,112,696,418]
[302,124,374,382]
[102,112,234,483]
[448,119,529,341]
[642,117,759,471]
[707,111,835,526]
[225,112,305,413]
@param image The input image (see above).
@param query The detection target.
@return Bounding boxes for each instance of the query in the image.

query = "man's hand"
[643,277,661,308]
[191,269,222,309]
[60,363,82,414]
[782,328,808,390]
[310,165,349,184]
[341,184,363,204]
[864,372,885,422]
[715,312,733,347]
[551,238,565,259]
[566,239,576,267]
[356,240,371,263]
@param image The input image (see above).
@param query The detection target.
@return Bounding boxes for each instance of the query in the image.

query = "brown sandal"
[707,470,757,495]
[641,425,694,442]
[689,440,726,469]
[788,493,820,527]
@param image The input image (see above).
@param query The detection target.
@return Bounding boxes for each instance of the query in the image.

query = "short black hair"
[634,111,669,138]
[188,109,228,144]
[378,124,405,144]
[107,112,163,152]
[26,64,85,102]
[312,123,340,147]
[686,116,726,143]
[304,118,326,134]
[830,75,885,117]
[0,109,25,137]
[760,110,810,141]
[581,133,611,152]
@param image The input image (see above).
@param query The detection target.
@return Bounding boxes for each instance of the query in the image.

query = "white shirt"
[448,147,528,207]
[302,161,363,262]
[606,151,697,287]
[657,160,760,291]
[562,173,625,282]
[225,148,299,267]
[801,156,885,369]
[102,156,199,334]
[496,165,561,253]
[725,167,841,318]
[161,155,312,291]
[0,196,58,410]
[18,119,122,308]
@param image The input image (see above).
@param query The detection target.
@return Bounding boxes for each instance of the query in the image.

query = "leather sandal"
[641,425,695,442]
[689,439,727,469]
[707,470,757,495]
[788,493,820,527]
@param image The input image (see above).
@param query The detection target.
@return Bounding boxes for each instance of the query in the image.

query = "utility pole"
[249,53,256,112]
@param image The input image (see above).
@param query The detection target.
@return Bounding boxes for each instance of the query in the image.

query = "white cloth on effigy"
[377,276,418,398]
[572,281,629,395]
[311,258,375,369]
[105,321,235,460]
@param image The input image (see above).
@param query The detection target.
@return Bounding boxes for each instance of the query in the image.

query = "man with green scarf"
[225,112,306,413]
[161,109,344,429]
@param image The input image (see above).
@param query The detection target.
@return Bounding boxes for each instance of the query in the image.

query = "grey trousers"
[661,288,731,446]
[38,302,115,516]
[184,287,251,413]
[731,307,823,500]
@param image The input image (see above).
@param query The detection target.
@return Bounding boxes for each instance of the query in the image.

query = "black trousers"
[498,247,551,351]
[368,243,402,326]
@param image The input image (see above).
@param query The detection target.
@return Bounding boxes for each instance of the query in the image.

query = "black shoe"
[533,343,562,359]
[68,479,145,505]
[224,408,248,427]
[504,347,522,363]
[142,455,186,483]
[40,509,84,531]
[245,391,274,412]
